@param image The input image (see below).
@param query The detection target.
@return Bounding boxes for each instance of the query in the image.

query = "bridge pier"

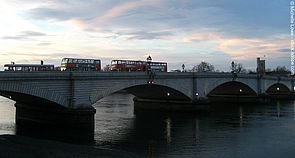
[14,102,96,143]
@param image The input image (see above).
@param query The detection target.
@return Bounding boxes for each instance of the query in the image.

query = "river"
[1,93,295,157]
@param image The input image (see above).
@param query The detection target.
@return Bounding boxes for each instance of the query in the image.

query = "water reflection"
[0,97,15,135]
[239,106,243,127]
[165,117,171,144]
[276,101,281,118]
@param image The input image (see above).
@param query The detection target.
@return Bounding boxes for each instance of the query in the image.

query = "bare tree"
[191,61,215,72]
[231,62,246,73]
[103,64,111,72]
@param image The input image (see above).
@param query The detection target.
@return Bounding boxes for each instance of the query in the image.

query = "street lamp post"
[146,55,153,84]
[231,61,237,81]
[231,61,235,73]
[182,64,185,72]
[146,55,152,72]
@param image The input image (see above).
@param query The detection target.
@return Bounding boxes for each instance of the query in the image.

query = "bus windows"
[60,58,101,71]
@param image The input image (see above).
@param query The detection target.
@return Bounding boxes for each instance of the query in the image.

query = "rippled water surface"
[1,94,295,158]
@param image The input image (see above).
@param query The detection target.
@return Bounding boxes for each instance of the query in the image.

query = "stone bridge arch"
[264,80,292,94]
[202,78,258,97]
[0,82,67,108]
[89,79,192,104]
[125,84,191,101]
[266,83,291,95]
[207,81,258,96]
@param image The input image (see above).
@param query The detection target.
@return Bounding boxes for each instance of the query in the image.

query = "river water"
[1,93,295,157]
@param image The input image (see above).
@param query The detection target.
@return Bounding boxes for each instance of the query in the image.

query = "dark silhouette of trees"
[231,62,247,73]
[265,66,290,77]
[191,61,215,72]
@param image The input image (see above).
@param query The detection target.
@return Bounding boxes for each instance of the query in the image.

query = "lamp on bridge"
[147,55,152,62]
[231,61,235,73]
[146,55,152,71]
[146,55,153,84]
[231,61,237,81]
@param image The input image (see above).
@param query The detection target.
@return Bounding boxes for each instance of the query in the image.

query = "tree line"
[184,61,290,77]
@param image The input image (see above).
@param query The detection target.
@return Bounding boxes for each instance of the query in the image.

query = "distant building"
[256,57,265,75]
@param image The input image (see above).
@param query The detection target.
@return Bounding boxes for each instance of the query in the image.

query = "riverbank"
[0,135,137,158]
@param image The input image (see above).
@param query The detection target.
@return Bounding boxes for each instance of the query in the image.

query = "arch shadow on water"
[207,81,258,103]
[13,102,95,144]
[15,122,95,144]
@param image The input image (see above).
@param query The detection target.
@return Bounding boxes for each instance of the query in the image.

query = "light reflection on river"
[0,97,15,135]
[1,94,295,157]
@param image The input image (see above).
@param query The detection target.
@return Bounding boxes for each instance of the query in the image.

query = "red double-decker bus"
[110,60,167,72]
[110,60,146,72]
[61,58,101,71]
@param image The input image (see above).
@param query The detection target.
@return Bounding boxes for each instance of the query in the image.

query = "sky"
[0,0,290,71]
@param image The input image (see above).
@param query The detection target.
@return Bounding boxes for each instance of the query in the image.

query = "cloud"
[26,0,85,20]
[183,32,223,42]
[68,0,168,33]
[0,52,78,57]
[21,31,46,36]
[218,37,288,60]
[94,0,162,23]
[182,31,288,61]
[277,48,289,53]
[29,7,87,21]
[25,0,288,41]
[123,30,174,40]
[2,31,47,40]
[36,42,52,46]
[27,0,151,21]
[2,36,24,40]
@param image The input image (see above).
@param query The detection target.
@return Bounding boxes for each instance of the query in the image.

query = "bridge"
[0,72,294,133]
